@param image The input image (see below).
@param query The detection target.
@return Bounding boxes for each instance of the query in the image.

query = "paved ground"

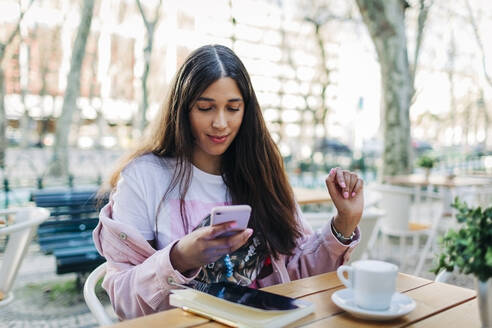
[0,235,475,328]
[0,243,117,328]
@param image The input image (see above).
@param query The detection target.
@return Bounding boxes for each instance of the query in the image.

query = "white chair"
[434,269,452,283]
[473,185,492,208]
[368,184,443,276]
[0,207,50,307]
[347,207,385,263]
[83,262,115,326]
[302,207,384,263]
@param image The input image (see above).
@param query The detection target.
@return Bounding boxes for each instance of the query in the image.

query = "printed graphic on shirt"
[194,214,266,286]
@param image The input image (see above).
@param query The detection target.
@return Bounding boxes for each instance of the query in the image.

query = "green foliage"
[298,160,313,173]
[46,279,79,302]
[350,157,366,171]
[432,198,492,281]
[416,155,437,169]
[24,279,83,306]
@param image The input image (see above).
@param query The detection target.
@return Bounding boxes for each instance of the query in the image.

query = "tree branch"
[0,0,35,58]
[136,0,162,35]
[135,0,150,33]
[465,0,492,87]
[155,0,163,23]
[410,0,433,88]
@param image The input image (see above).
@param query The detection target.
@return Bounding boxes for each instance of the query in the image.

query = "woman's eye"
[228,107,240,111]
[197,107,212,111]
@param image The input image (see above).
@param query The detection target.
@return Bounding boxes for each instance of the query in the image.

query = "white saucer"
[331,289,416,321]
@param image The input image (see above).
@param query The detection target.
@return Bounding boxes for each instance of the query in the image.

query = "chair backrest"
[83,262,114,326]
[434,269,452,283]
[301,206,384,263]
[348,207,385,263]
[0,207,50,307]
[370,183,443,233]
[475,185,492,208]
[370,184,413,232]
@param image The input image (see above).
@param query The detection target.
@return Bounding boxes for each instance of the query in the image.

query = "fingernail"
[329,168,334,176]
[246,228,253,236]
[229,222,237,228]
[343,192,349,199]
[352,192,356,197]
[341,182,346,188]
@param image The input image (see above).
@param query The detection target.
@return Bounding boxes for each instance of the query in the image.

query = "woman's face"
[189,77,244,173]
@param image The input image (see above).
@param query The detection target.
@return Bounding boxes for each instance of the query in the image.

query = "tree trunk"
[19,27,31,148]
[484,103,489,152]
[465,0,490,149]
[463,103,471,153]
[0,0,35,168]
[139,38,151,133]
[465,0,492,88]
[356,0,412,177]
[447,32,456,145]
[0,66,6,169]
[135,0,162,135]
[313,23,331,140]
[50,0,95,176]
[481,88,489,151]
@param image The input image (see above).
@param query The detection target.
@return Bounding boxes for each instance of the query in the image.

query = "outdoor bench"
[31,187,108,276]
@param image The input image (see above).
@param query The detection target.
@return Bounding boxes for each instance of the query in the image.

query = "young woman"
[93,44,363,320]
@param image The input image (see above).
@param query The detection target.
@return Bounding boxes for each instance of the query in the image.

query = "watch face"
[185,281,310,311]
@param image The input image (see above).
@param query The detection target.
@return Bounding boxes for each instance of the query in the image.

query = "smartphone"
[210,205,251,237]
[184,280,312,311]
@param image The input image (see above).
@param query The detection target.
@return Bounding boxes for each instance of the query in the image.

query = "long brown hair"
[108,45,302,258]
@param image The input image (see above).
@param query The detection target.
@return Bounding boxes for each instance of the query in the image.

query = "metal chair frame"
[0,207,50,307]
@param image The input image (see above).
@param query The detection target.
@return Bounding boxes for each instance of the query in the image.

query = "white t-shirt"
[111,154,231,250]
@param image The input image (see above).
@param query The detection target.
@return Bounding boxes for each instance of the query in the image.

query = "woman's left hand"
[325,167,364,238]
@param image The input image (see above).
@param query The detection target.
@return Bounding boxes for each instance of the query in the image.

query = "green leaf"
[433,197,492,280]
[486,248,492,267]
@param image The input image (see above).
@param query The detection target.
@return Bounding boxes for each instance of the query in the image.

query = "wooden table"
[107,271,479,328]
[293,187,332,205]
[384,174,490,188]
[384,173,491,215]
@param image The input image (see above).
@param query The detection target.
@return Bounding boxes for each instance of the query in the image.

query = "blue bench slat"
[38,230,94,243]
[56,256,105,274]
[41,240,95,254]
[48,209,99,218]
[38,231,95,253]
[38,218,99,235]
[54,244,100,258]
[31,187,108,275]
[35,199,100,208]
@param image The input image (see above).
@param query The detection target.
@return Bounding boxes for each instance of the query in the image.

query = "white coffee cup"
[337,260,398,311]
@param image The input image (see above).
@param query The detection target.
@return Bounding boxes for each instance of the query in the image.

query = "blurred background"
[0,0,490,205]
[0,0,491,326]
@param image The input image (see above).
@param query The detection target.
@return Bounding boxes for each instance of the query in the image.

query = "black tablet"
[184,281,311,311]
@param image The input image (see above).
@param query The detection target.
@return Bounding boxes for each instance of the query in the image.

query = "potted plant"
[432,198,492,327]
[416,155,436,179]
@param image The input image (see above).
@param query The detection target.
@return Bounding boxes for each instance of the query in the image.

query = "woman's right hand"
[169,222,253,274]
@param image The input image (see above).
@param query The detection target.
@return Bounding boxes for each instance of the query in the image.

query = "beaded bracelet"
[331,220,355,243]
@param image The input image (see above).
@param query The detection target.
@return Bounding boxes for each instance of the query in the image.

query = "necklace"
[224,254,234,278]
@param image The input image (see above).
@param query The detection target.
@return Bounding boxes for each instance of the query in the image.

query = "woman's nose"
[212,110,227,129]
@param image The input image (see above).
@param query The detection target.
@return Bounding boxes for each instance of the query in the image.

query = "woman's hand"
[170,222,253,274]
[325,167,364,238]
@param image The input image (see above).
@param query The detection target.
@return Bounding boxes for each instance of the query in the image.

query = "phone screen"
[184,281,309,311]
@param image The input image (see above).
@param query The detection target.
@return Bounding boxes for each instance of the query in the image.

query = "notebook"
[169,282,315,328]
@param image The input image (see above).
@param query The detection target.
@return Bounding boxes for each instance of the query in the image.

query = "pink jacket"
[93,202,360,320]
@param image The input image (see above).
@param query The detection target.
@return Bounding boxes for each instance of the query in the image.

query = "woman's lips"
[208,135,228,143]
